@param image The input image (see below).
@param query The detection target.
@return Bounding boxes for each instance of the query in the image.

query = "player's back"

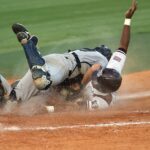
[71,49,108,70]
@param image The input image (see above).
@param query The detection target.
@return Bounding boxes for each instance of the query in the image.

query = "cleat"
[12,23,38,45]
[12,23,29,35]
[12,23,30,40]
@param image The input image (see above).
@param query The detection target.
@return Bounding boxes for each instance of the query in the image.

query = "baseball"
[45,105,55,113]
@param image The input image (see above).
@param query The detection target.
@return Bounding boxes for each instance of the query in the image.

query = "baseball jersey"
[44,50,108,84]
[68,50,108,78]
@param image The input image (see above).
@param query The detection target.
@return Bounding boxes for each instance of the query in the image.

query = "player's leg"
[17,33,51,90]
[12,23,52,90]
[86,82,116,110]
[12,23,45,68]
[18,34,45,69]
[10,70,39,101]
[0,74,12,106]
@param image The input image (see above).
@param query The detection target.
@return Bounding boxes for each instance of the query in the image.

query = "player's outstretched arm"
[119,0,137,53]
[69,64,101,91]
[81,64,101,87]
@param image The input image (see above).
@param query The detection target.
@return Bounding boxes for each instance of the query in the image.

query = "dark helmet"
[97,68,122,93]
[95,45,112,61]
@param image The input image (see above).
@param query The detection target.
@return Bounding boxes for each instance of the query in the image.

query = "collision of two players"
[0,0,137,112]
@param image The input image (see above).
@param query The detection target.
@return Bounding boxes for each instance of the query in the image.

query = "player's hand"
[125,0,137,19]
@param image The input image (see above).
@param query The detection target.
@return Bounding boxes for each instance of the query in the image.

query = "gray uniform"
[4,50,108,101]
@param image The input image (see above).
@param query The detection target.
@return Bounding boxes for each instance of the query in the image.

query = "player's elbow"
[91,64,101,72]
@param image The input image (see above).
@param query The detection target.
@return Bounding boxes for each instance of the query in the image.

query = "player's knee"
[32,68,52,90]
[97,68,122,93]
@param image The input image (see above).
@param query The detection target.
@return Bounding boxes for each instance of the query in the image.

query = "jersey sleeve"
[106,50,126,74]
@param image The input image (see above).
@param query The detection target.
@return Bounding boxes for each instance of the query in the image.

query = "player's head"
[97,68,122,93]
[95,45,112,61]
[32,68,52,90]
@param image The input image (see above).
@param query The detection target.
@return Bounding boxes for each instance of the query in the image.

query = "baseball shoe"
[12,23,30,37]
[12,23,38,45]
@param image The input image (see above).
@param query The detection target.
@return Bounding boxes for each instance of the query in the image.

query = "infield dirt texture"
[0,0,150,149]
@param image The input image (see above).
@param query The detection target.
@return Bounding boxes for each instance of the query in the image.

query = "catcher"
[0,29,111,105]
[0,0,137,110]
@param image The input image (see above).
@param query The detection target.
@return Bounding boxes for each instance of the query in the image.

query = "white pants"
[85,82,117,110]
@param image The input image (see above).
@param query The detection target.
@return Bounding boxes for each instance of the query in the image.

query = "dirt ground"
[0,71,150,150]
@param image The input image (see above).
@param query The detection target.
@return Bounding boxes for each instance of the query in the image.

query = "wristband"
[124,18,131,26]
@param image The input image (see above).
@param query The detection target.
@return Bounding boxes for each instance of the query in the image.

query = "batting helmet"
[97,68,122,93]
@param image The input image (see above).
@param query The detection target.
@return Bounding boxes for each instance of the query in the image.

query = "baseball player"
[0,28,111,104]
[60,0,137,109]
[81,0,137,109]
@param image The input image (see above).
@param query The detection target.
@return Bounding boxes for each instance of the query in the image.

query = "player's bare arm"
[69,64,101,91]
[70,64,101,91]
[94,0,137,93]
[81,64,101,86]
[119,0,137,53]
[80,0,137,92]
[79,1,138,92]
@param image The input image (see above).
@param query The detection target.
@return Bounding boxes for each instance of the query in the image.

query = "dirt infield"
[0,71,150,150]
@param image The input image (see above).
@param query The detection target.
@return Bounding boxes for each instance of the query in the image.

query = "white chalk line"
[117,91,150,100]
[0,121,150,132]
